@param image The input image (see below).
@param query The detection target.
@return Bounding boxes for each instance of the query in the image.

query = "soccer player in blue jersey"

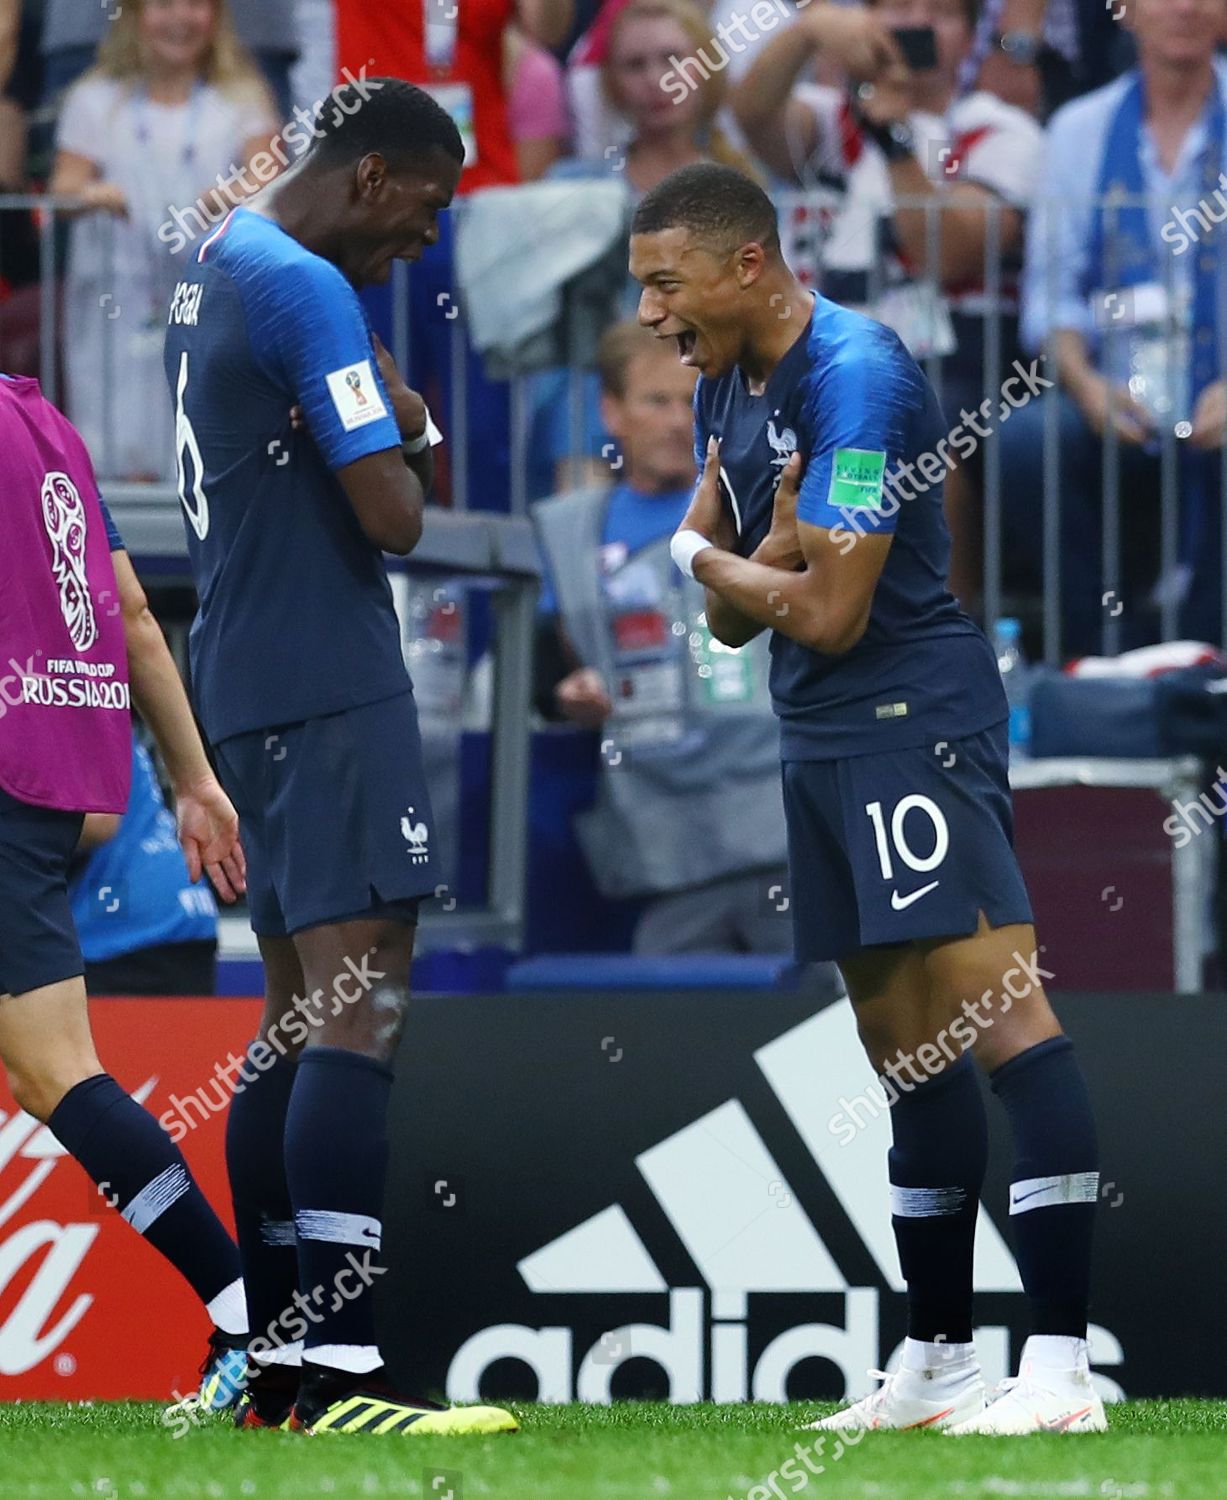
[629,163,1105,1436]
[162,79,514,1437]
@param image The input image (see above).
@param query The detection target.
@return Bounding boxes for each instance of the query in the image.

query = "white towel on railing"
[454,180,630,362]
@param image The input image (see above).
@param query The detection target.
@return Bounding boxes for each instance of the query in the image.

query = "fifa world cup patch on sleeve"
[325,360,389,432]
[829,448,888,510]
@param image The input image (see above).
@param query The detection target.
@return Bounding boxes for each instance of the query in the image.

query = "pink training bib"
[0,376,131,812]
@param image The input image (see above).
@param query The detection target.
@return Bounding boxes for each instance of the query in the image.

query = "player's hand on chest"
[708,402,804,555]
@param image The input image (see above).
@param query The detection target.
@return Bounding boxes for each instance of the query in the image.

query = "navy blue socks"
[283,1047,393,1372]
[887,1054,988,1345]
[225,1046,299,1359]
[990,1036,1099,1337]
[49,1073,246,1332]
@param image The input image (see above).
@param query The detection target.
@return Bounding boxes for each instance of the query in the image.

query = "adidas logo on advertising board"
[446,1002,1125,1405]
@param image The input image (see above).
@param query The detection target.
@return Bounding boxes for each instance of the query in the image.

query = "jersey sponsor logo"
[829,448,888,511]
[40,472,97,652]
[326,360,389,433]
[890,879,940,911]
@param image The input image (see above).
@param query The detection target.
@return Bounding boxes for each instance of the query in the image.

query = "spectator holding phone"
[734,1,1042,345]
[732,0,1043,606]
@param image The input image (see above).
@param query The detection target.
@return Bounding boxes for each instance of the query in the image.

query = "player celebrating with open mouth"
[629,163,1105,1436]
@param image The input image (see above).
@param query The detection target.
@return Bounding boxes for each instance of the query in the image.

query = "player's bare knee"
[311,984,409,1062]
[296,918,413,1060]
[971,1003,1064,1074]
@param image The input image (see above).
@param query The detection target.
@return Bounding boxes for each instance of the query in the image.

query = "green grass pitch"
[1,1400,1223,1499]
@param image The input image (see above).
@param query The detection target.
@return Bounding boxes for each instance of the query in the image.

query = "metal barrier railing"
[4,186,1224,665]
[101,484,540,958]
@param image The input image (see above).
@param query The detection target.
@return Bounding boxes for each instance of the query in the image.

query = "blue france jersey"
[697,295,1004,758]
[164,208,410,744]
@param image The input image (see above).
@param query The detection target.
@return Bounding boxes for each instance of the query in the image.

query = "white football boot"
[804,1340,987,1432]
[946,1335,1108,1435]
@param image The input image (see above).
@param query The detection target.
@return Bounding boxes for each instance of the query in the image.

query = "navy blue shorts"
[0,787,85,996]
[782,723,1033,962]
[212,692,438,938]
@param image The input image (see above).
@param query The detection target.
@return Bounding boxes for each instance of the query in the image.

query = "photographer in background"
[71,738,219,996]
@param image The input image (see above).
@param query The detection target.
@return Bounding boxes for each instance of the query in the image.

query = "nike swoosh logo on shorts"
[890,880,940,911]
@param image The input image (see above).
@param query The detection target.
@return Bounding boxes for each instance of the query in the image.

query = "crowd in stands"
[1,2,1221,637]
[2,0,1227,949]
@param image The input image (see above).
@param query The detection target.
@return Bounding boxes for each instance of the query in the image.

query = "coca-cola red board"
[0,998,259,1399]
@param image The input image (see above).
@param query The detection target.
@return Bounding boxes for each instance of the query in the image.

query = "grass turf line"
[0,1400,1222,1500]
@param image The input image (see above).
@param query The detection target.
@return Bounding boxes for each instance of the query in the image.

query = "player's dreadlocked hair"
[307,77,464,174]
[631,163,780,255]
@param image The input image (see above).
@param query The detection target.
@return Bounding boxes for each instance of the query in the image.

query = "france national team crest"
[766,413,797,473]
[326,358,389,432]
[401,806,431,865]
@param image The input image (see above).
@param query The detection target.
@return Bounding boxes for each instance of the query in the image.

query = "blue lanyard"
[1092,71,1225,563]
[1091,71,1223,401]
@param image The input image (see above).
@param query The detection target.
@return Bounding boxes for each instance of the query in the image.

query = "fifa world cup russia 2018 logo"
[41,471,98,652]
[346,368,369,408]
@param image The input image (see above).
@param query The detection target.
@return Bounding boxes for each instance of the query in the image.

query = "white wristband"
[403,429,431,455]
[670,528,714,580]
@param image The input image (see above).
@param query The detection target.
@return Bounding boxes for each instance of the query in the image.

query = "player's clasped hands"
[372,334,430,444]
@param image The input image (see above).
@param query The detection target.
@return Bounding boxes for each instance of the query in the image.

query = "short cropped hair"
[308,77,464,174]
[631,163,780,255]
[596,319,674,398]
